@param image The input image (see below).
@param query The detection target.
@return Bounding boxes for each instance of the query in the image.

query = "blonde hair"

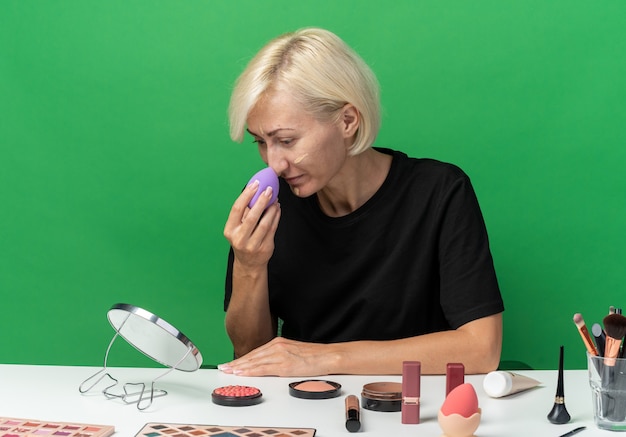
[228,28,381,155]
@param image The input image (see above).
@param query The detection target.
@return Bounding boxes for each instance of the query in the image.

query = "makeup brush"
[602,313,626,366]
[602,313,626,422]
[572,313,598,356]
[609,306,623,315]
[591,322,606,357]
[547,345,571,424]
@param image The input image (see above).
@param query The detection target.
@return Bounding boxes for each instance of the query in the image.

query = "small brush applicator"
[547,345,571,424]
[572,313,598,356]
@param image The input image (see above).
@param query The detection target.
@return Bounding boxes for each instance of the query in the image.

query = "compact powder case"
[361,382,403,412]
[289,379,342,399]
[211,385,263,406]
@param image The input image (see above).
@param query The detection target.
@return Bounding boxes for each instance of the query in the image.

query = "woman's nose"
[266,146,288,175]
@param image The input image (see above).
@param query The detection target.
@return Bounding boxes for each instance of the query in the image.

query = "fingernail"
[217,364,232,372]
[264,186,273,196]
[248,179,260,189]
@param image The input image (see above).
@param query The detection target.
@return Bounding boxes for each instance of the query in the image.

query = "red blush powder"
[213,385,260,397]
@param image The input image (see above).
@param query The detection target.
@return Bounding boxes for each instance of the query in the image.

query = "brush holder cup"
[588,353,626,431]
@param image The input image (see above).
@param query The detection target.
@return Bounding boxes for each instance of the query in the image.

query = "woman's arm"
[218,312,502,376]
[223,181,281,358]
[224,260,276,358]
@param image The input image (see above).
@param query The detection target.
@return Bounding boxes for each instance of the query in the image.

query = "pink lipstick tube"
[402,361,421,424]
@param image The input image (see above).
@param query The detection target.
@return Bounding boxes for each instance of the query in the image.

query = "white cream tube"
[482,371,541,398]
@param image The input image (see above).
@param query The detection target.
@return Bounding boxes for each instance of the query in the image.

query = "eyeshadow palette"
[0,417,114,437]
[135,423,316,437]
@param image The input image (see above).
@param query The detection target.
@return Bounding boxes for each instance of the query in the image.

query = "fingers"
[217,357,265,377]
[224,181,260,234]
[218,356,280,377]
[217,338,331,377]
[248,185,278,221]
[218,338,294,377]
[224,183,280,260]
[225,183,277,231]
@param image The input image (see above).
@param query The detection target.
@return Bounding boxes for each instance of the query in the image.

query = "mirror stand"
[78,303,202,410]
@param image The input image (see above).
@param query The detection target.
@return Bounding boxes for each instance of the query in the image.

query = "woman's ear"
[340,103,360,138]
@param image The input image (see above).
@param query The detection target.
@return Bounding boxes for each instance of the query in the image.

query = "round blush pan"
[289,379,342,399]
[211,385,263,406]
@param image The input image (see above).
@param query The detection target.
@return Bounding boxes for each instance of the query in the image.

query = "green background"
[1,0,624,371]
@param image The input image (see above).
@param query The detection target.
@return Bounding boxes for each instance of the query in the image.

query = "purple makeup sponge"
[247,167,279,209]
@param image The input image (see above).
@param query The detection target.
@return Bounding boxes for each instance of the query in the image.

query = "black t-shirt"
[225,148,504,343]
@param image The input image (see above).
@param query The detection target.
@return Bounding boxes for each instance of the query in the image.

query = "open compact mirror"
[107,303,202,371]
[79,303,203,410]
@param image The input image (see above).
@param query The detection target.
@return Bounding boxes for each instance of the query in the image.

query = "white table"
[0,364,603,436]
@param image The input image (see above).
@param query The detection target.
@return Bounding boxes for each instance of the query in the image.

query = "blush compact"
[361,382,403,412]
[289,379,342,400]
[211,385,263,406]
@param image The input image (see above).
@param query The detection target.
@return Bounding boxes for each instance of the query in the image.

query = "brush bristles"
[603,314,626,340]
[573,313,584,327]
[602,313,626,365]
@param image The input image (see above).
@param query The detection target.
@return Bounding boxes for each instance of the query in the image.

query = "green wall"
[1,1,625,370]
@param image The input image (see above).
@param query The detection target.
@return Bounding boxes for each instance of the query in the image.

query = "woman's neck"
[316,148,392,217]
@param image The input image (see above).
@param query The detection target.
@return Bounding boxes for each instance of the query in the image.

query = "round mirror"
[107,303,203,372]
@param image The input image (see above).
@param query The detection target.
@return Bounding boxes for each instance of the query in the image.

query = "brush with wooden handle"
[603,313,626,366]
[573,313,598,356]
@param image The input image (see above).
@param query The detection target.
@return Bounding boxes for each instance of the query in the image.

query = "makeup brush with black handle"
[591,323,606,357]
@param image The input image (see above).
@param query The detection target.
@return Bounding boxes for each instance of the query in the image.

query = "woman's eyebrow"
[246,128,295,137]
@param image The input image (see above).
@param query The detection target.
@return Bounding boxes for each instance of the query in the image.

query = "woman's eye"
[251,137,294,148]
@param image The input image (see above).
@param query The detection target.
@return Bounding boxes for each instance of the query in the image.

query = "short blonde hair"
[228,28,381,155]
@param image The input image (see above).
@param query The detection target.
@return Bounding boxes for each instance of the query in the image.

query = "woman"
[220,28,504,377]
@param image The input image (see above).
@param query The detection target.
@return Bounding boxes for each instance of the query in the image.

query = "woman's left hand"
[218,337,339,377]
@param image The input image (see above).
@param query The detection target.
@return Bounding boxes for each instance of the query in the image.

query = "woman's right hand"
[223,180,281,268]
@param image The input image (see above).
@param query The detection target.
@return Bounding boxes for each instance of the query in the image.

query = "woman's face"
[246,89,356,198]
